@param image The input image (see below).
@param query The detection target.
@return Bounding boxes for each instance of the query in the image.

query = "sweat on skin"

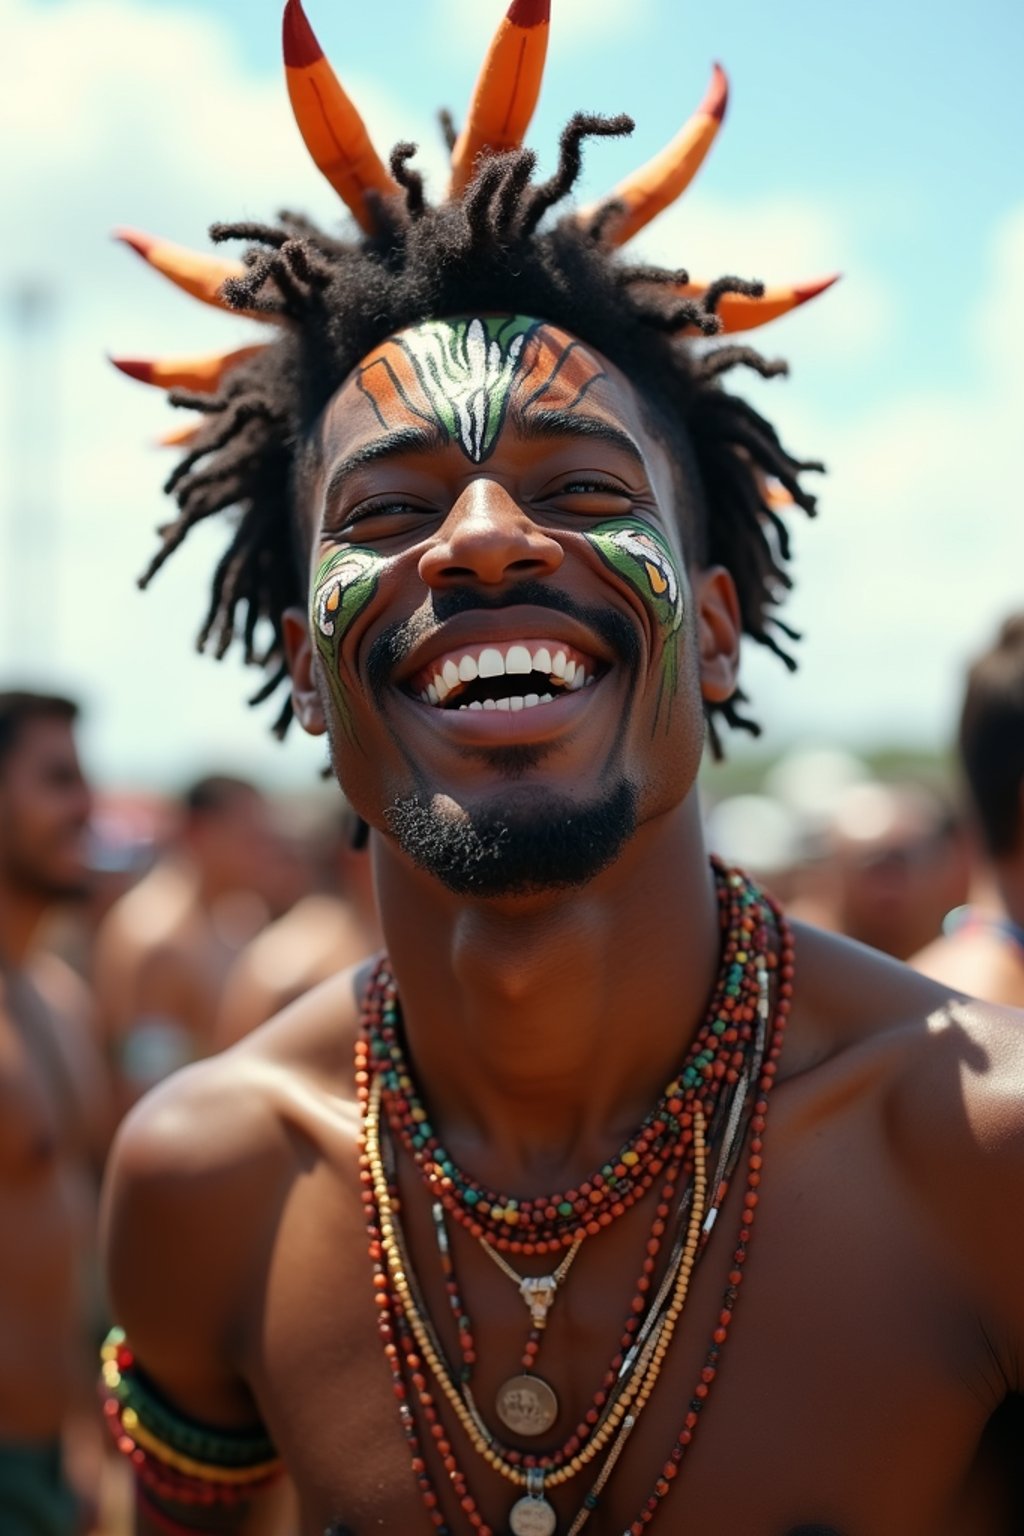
[309,316,688,746]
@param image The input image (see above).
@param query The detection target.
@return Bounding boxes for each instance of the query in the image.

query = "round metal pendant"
[509,1493,558,1536]
[495,1374,559,1438]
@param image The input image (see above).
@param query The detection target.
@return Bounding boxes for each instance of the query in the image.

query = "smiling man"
[101,4,1024,1535]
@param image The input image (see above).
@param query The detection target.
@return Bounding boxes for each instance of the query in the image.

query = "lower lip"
[396,676,605,744]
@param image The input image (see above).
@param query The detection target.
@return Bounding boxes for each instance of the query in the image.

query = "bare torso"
[0,964,102,1439]
[105,923,1024,1536]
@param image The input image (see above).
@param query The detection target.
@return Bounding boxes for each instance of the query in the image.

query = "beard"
[385,778,638,898]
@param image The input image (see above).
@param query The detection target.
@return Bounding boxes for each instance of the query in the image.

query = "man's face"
[287,316,738,896]
[0,717,92,901]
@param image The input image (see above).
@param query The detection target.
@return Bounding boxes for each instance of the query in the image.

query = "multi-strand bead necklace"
[356,863,793,1534]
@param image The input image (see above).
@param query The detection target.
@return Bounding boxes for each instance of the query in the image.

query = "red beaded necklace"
[356,865,793,1533]
[363,861,766,1256]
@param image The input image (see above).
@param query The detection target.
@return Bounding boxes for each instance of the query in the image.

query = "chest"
[247,1102,1002,1536]
[0,1004,73,1175]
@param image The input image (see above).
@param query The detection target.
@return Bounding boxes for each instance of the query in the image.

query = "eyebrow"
[321,408,648,513]
[510,407,648,473]
[322,426,446,510]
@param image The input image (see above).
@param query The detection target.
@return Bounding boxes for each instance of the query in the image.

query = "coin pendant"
[509,1493,558,1536]
[495,1374,559,1437]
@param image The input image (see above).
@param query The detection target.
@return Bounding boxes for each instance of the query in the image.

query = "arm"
[101,1057,293,1534]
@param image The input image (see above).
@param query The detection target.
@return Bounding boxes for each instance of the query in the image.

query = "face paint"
[311,545,383,741]
[585,517,684,725]
[357,315,543,463]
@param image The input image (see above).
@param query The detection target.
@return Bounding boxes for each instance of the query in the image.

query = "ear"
[692,565,741,703]
[282,606,327,737]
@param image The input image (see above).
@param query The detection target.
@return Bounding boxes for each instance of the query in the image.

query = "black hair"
[143,114,822,755]
[958,613,1024,857]
[0,690,79,768]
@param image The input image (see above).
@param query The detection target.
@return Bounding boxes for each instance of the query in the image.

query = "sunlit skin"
[0,714,108,1481]
[103,319,1024,1536]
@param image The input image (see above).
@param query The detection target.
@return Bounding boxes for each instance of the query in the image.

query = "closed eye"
[333,497,438,540]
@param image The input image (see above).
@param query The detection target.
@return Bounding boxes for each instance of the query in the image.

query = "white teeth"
[523,693,540,709]
[496,698,511,712]
[540,693,553,703]
[585,675,595,686]
[458,654,478,683]
[509,696,524,711]
[427,682,439,705]
[532,647,552,675]
[506,644,532,675]
[563,659,577,686]
[478,647,504,678]
[442,659,460,690]
[569,670,586,691]
[551,650,567,679]
[434,674,451,703]
[468,699,483,711]
[483,698,497,711]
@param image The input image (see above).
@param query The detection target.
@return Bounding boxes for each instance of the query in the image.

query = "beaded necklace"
[355,865,793,1533]
[363,862,766,1257]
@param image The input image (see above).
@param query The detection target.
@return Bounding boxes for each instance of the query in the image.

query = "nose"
[418,480,564,590]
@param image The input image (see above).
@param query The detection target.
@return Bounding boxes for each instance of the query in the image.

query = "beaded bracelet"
[100,1328,282,1510]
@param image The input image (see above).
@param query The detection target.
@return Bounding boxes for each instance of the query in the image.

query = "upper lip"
[392,606,620,690]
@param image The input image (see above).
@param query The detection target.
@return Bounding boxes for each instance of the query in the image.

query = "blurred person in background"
[94,773,279,1112]
[0,690,110,1533]
[815,779,969,960]
[215,806,380,1047]
[914,615,1024,1006]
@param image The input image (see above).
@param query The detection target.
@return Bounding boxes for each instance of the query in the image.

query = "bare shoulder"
[790,922,1024,1353]
[101,959,372,1418]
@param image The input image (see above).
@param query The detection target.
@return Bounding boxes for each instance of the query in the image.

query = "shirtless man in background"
[915,614,1024,1007]
[0,690,110,1533]
[94,773,280,1111]
[216,805,380,1047]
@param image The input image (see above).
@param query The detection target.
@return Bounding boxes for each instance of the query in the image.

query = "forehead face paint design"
[585,517,685,725]
[355,315,605,462]
[312,545,382,741]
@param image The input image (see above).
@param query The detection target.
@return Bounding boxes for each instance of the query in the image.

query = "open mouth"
[408,638,601,713]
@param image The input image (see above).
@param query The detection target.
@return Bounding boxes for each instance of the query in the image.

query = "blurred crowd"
[1,610,1023,1532]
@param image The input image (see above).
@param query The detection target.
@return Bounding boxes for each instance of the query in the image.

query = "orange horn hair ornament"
[156,420,204,449]
[576,63,728,246]
[111,345,268,394]
[448,0,551,196]
[114,228,247,310]
[681,273,840,334]
[282,0,399,231]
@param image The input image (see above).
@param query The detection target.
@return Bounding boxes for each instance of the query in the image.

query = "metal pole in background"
[5,281,57,672]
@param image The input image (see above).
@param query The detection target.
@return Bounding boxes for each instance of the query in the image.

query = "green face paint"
[585,517,685,723]
[311,545,383,741]
[356,315,542,463]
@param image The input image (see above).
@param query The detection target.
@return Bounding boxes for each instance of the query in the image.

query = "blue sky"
[2,0,1022,788]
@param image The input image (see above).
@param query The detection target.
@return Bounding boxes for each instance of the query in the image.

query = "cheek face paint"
[311,545,385,742]
[584,517,685,725]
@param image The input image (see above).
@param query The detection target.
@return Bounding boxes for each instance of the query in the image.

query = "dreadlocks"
[138,111,822,753]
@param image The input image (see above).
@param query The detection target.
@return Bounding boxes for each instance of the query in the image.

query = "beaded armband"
[100,1328,282,1516]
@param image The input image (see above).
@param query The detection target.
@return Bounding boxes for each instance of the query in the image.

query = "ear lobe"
[693,566,741,703]
[282,606,327,736]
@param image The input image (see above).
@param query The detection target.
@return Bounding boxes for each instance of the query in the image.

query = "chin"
[384,778,638,899]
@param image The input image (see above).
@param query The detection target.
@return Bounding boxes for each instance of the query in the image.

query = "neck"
[0,880,49,971]
[372,795,721,1187]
